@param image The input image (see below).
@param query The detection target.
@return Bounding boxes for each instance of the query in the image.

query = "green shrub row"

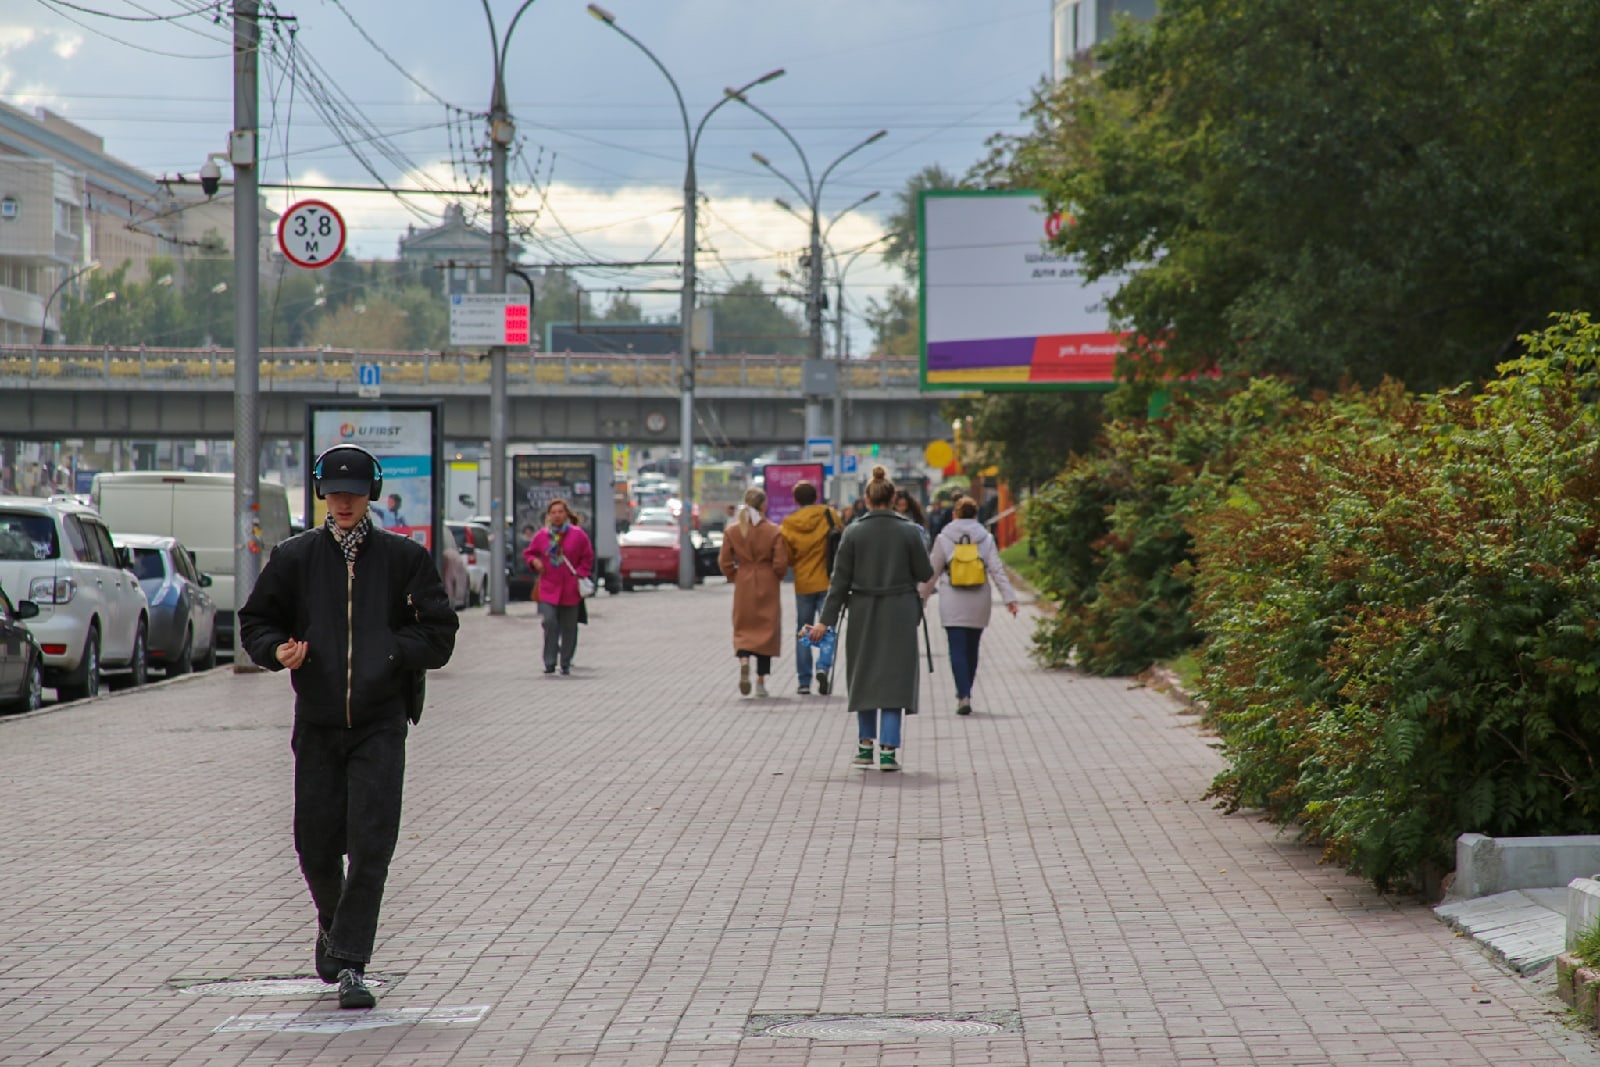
[1027,313,1600,891]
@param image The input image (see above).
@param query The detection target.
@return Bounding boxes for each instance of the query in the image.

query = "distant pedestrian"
[720,487,788,698]
[927,495,953,540]
[524,498,594,675]
[239,443,458,1010]
[920,495,1019,716]
[778,479,841,696]
[848,497,868,524]
[893,489,931,550]
[807,465,934,771]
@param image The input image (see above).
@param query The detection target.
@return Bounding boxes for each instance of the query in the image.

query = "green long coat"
[820,509,935,713]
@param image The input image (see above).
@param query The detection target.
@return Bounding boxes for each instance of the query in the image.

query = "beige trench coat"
[719,517,789,656]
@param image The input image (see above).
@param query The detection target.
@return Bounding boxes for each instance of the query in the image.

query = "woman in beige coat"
[719,487,789,697]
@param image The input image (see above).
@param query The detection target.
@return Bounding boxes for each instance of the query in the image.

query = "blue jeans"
[858,709,904,748]
[946,626,983,699]
[794,590,826,685]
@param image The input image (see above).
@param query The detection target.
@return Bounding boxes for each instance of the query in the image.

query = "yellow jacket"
[780,504,841,594]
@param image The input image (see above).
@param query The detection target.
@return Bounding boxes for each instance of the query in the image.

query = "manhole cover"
[750,1011,1021,1041]
[175,976,388,998]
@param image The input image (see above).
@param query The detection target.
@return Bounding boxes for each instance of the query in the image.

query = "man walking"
[239,444,458,1009]
[779,480,840,695]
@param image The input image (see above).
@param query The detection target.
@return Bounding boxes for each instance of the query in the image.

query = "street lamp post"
[731,94,885,476]
[39,260,100,344]
[481,0,542,616]
[588,3,782,590]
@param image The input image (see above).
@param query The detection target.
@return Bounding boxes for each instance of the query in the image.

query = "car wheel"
[169,626,194,676]
[197,625,219,671]
[113,620,148,690]
[23,654,43,711]
[58,626,100,702]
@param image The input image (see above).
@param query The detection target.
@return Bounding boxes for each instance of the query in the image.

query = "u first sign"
[277,200,346,269]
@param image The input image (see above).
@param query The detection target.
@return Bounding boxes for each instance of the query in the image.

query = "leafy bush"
[1024,377,1297,674]
[1191,313,1600,891]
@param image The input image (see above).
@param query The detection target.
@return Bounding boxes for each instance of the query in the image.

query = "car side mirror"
[116,547,134,571]
[199,573,214,588]
[15,600,39,620]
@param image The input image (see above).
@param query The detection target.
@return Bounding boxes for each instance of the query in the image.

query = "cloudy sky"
[5,0,1049,350]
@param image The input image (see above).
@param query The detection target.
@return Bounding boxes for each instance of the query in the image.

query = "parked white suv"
[0,498,150,700]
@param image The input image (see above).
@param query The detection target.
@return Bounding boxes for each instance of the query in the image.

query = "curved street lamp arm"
[502,0,541,67]
[823,189,880,244]
[692,70,782,158]
[592,17,692,161]
[817,129,887,203]
[727,94,815,202]
[753,156,810,208]
[479,0,503,104]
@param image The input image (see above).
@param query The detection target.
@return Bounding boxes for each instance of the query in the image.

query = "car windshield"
[0,512,58,561]
[128,547,166,582]
[449,526,467,551]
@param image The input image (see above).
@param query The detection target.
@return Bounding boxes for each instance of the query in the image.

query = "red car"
[618,520,718,590]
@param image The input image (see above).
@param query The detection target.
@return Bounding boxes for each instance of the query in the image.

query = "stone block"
[1557,953,1582,1007]
[1575,967,1600,1022]
[1568,878,1600,950]
[1452,833,1600,898]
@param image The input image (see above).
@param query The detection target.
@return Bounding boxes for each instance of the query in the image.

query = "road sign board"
[841,452,858,475]
[449,293,534,347]
[277,199,346,269]
[805,436,835,477]
[357,362,381,399]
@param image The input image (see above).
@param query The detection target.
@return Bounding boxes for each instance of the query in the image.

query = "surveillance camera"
[199,158,221,197]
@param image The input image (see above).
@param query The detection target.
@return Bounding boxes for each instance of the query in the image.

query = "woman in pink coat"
[522,498,594,675]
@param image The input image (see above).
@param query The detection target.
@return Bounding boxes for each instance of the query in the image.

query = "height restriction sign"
[277,199,346,269]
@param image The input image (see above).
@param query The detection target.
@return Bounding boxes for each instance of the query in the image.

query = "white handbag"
[564,557,595,598]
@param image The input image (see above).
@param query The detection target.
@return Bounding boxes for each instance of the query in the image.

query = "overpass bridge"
[0,345,948,448]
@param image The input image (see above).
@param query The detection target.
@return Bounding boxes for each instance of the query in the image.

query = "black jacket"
[239,525,459,727]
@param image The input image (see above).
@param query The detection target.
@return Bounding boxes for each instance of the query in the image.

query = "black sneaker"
[797,686,811,696]
[338,968,376,1010]
[957,698,973,716]
[815,670,831,696]
[314,928,339,984]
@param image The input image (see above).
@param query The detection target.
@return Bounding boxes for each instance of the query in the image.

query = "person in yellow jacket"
[779,480,842,695]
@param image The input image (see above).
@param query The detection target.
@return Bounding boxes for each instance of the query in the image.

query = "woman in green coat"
[806,465,934,771]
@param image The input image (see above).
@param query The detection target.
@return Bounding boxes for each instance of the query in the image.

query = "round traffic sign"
[924,439,954,468]
[277,199,346,269]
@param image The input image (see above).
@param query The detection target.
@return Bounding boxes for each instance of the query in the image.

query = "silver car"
[0,497,150,700]
[113,533,219,675]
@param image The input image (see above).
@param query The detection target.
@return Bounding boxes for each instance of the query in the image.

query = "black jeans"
[737,650,772,675]
[539,601,580,670]
[290,715,408,964]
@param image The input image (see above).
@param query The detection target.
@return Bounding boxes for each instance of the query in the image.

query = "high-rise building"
[1052,0,1158,79]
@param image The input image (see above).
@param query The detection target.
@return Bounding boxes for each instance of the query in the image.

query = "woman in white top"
[919,496,1019,715]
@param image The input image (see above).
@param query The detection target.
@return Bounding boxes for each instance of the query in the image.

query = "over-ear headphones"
[312,443,384,500]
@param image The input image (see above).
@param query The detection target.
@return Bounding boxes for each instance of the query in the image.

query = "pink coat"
[524,524,594,606]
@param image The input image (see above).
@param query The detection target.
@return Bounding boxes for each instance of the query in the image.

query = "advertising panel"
[306,402,443,557]
[919,189,1128,391]
[512,453,597,539]
[762,463,826,525]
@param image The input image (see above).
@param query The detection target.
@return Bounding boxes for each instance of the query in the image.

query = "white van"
[91,472,291,650]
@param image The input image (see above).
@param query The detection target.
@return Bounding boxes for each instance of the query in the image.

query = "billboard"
[919,189,1127,391]
[762,463,826,525]
[512,453,597,537]
[305,401,444,557]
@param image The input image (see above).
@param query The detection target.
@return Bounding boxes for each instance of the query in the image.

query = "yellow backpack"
[948,534,987,588]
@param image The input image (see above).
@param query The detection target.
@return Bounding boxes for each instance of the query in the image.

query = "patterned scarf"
[326,512,372,571]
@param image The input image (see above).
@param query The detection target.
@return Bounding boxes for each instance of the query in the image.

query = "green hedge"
[1027,313,1600,891]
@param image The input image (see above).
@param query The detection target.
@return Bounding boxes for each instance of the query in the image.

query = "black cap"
[318,446,377,497]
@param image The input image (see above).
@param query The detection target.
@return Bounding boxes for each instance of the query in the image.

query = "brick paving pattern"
[1,579,1596,1066]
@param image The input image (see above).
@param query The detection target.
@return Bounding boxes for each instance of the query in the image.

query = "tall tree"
[882,164,962,283]
[1044,0,1600,391]
[705,275,806,355]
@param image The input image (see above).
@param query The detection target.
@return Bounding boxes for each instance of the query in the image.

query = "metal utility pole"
[481,0,539,615]
[588,4,781,589]
[232,0,261,662]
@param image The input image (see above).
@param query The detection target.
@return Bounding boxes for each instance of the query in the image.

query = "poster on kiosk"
[305,401,445,561]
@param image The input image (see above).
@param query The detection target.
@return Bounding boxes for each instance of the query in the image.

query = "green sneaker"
[853,744,874,766]
[879,748,899,772]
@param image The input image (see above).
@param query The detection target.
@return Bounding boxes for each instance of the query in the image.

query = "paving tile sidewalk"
[1,580,1597,1066]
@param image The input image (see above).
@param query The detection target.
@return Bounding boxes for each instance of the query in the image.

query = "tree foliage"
[1032,0,1600,392]
[706,275,806,355]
